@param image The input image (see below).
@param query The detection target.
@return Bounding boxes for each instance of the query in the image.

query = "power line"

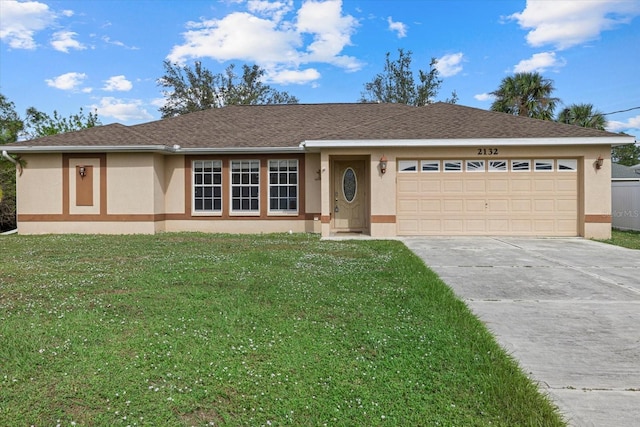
[602,106,640,116]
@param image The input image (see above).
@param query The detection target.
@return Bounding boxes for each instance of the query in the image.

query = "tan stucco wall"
[17,154,63,214]
[19,221,157,235]
[164,219,317,234]
[107,153,157,214]
[164,155,185,214]
[304,153,321,214]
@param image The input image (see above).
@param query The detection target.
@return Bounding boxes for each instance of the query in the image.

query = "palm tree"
[556,103,606,130]
[490,72,559,120]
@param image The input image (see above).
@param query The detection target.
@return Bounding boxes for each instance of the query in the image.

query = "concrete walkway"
[401,237,640,427]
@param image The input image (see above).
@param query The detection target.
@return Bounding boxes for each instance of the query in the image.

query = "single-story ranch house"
[3,102,634,239]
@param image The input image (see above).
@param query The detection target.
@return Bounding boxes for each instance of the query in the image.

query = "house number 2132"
[478,148,499,155]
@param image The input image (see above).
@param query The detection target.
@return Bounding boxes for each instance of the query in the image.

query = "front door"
[333,160,367,232]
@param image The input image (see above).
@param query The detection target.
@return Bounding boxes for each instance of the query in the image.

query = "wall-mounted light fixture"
[595,155,603,170]
[79,166,87,178]
[379,155,388,174]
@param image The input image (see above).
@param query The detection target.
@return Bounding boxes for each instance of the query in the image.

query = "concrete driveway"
[401,237,640,427]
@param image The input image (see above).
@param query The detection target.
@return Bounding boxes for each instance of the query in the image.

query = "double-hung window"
[193,160,222,213]
[231,160,260,213]
[269,160,298,214]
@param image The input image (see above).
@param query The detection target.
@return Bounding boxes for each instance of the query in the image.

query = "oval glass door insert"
[342,167,357,203]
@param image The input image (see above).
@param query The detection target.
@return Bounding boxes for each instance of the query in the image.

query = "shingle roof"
[6,102,628,150]
[612,163,640,179]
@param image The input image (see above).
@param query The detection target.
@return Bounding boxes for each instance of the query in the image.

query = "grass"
[598,228,640,250]
[0,233,565,426]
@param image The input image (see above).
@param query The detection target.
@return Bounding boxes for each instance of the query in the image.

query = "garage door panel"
[443,199,464,212]
[534,179,555,192]
[465,179,486,192]
[487,179,509,192]
[511,199,532,211]
[557,198,577,212]
[420,180,441,192]
[556,178,577,192]
[487,199,509,212]
[398,199,419,214]
[443,180,464,192]
[397,159,578,236]
[420,199,441,212]
[510,178,532,192]
[466,199,486,212]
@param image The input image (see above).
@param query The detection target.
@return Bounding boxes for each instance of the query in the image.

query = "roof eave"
[302,136,635,148]
[3,145,306,154]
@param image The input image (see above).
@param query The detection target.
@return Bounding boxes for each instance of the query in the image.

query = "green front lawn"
[0,233,565,426]
[599,229,640,250]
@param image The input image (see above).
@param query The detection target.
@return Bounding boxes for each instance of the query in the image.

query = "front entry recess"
[333,160,367,232]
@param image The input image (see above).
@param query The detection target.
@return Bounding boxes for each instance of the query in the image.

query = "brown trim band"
[320,215,331,224]
[371,215,396,223]
[584,214,612,223]
[19,213,319,223]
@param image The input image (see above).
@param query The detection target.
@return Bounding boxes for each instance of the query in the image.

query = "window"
[421,160,440,172]
[444,160,462,172]
[488,160,507,172]
[398,160,418,172]
[193,160,222,213]
[231,160,260,213]
[511,160,531,172]
[534,159,554,172]
[269,160,298,213]
[466,160,485,172]
[558,159,577,172]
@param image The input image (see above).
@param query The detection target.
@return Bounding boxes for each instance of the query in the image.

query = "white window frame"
[193,160,222,215]
[534,159,554,172]
[557,159,578,172]
[230,159,260,215]
[488,160,507,172]
[268,159,299,215]
[398,160,418,173]
[421,160,440,173]
[466,160,485,172]
[444,160,462,172]
[511,160,531,172]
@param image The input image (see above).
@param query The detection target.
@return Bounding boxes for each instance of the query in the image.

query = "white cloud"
[102,36,139,50]
[474,93,495,102]
[509,0,640,50]
[45,72,88,91]
[513,51,566,73]
[103,75,133,92]
[268,67,321,84]
[0,0,56,49]
[436,52,464,77]
[607,115,640,133]
[387,16,407,38]
[167,0,362,84]
[91,97,154,122]
[51,30,85,53]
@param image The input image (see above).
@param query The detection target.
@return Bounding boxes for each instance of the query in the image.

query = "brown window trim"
[185,154,306,220]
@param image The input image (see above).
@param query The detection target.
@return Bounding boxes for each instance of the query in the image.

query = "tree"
[490,72,559,120]
[1,94,24,144]
[157,61,299,118]
[557,103,606,130]
[0,94,24,231]
[360,49,454,106]
[24,107,100,139]
[612,142,640,166]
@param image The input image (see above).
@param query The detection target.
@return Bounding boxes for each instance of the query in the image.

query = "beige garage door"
[397,159,578,236]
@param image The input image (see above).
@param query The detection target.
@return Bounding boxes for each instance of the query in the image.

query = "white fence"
[612,181,640,231]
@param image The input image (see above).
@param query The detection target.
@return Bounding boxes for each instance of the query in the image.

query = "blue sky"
[1,0,639,139]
